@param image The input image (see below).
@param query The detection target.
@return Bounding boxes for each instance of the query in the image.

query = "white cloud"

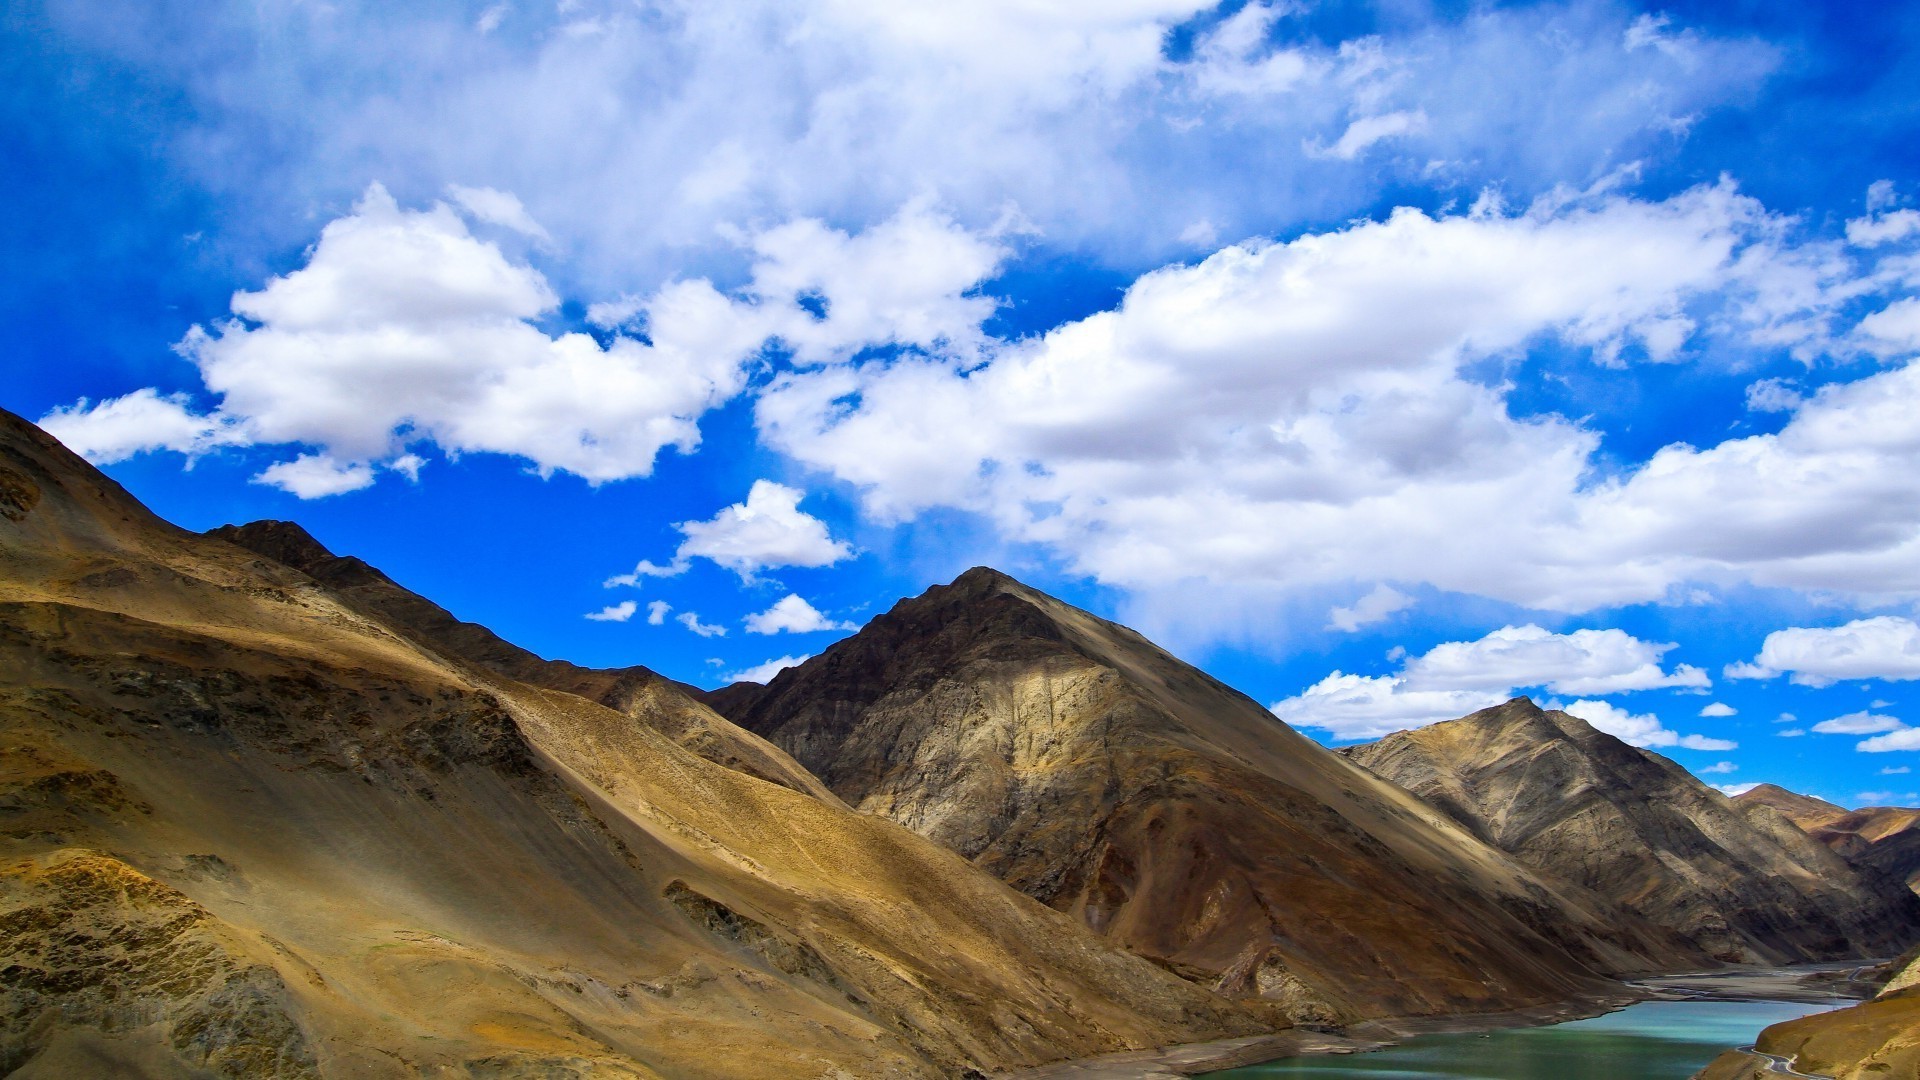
[38,388,242,464]
[1779,728,1806,737]
[1401,624,1710,696]
[762,181,1885,618]
[446,184,552,241]
[724,653,812,685]
[1743,377,1802,413]
[1847,209,1920,247]
[1883,765,1912,775]
[1856,790,1919,805]
[745,594,857,635]
[1271,673,1510,741]
[1713,782,1762,797]
[250,454,376,498]
[1558,698,1737,751]
[676,611,727,638]
[1307,110,1429,161]
[1811,712,1906,735]
[1276,622,1715,742]
[1728,617,1920,687]
[646,600,671,626]
[1328,585,1414,632]
[1859,729,1920,753]
[585,600,638,623]
[616,481,853,582]
[1700,702,1737,717]
[1700,761,1738,774]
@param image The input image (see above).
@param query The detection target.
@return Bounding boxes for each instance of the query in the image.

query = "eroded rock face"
[1693,950,1920,1080]
[0,407,1266,1078]
[1346,699,1920,964]
[719,569,1686,1021]
[0,850,317,1079]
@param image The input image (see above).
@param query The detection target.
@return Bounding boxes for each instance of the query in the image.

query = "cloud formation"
[745,594,856,635]
[613,481,853,583]
[1273,623,1715,742]
[1728,616,1920,687]
[724,653,812,685]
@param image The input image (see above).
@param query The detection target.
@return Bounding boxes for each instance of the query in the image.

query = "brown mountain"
[1694,950,1920,1080]
[0,408,1265,1078]
[714,567,1691,1025]
[1735,785,1920,895]
[1344,699,1918,964]
[203,518,837,804]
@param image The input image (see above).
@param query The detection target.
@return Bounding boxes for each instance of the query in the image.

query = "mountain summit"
[1344,698,1918,963]
[714,567,1687,1023]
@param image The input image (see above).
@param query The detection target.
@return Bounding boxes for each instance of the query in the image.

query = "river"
[1202,999,1841,1079]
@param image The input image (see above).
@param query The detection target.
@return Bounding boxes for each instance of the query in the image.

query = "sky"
[7,0,1920,809]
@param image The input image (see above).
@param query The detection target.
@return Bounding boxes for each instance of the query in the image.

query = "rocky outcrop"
[1345,699,1919,964]
[716,568,1689,1023]
[1737,784,1920,895]
[204,519,837,804]
[0,407,1265,1078]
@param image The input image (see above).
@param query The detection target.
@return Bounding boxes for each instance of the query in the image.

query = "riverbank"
[999,964,1878,1079]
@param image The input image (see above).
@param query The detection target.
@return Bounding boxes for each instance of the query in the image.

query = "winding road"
[1732,1044,1833,1079]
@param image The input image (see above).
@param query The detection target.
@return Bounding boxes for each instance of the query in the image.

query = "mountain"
[1735,785,1920,895]
[1344,699,1918,964]
[713,567,1691,1025]
[0,408,1265,1078]
[1693,950,1920,1080]
[203,518,837,804]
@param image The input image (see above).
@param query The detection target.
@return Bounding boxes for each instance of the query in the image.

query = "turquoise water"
[1206,1000,1839,1079]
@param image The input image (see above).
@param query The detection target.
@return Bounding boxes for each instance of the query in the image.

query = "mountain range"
[2,405,1916,1077]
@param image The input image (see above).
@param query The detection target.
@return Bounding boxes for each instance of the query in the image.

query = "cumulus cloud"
[1328,584,1414,632]
[1558,699,1737,751]
[251,454,376,498]
[38,388,242,464]
[612,481,853,583]
[1700,702,1737,717]
[724,653,812,685]
[1401,625,1710,696]
[1884,765,1912,775]
[745,594,857,635]
[676,611,727,638]
[1700,761,1738,774]
[1273,623,1713,741]
[1728,617,1920,687]
[1270,673,1509,741]
[762,181,1889,618]
[584,600,637,623]
[1859,730,1920,752]
[1812,712,1906,735]
[646,600,671,626]
[1714,782,1762,797]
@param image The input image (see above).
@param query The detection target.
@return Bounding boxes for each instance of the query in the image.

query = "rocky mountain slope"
[1737,784,1920,895]
[712,568,1692,1024]
[0,408,1266,1078]
[1344,699,1918,964]
[1693,950,1920,1080]
[203,518,837,804]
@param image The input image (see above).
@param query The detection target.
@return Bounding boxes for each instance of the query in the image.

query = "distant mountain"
[0,408,1263,1078]
[713,567,1688,1024]
[1344,699,1918,964]
[1736,784,1920,895]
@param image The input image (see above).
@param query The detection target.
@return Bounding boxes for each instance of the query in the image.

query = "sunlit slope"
[0,408,1262,1078]
[1347,699,1920,964]
[718,567,1681,1024]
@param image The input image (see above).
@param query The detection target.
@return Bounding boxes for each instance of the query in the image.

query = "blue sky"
[8,0,1920,808]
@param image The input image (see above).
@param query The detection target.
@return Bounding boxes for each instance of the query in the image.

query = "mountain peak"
[207,519,338,572]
